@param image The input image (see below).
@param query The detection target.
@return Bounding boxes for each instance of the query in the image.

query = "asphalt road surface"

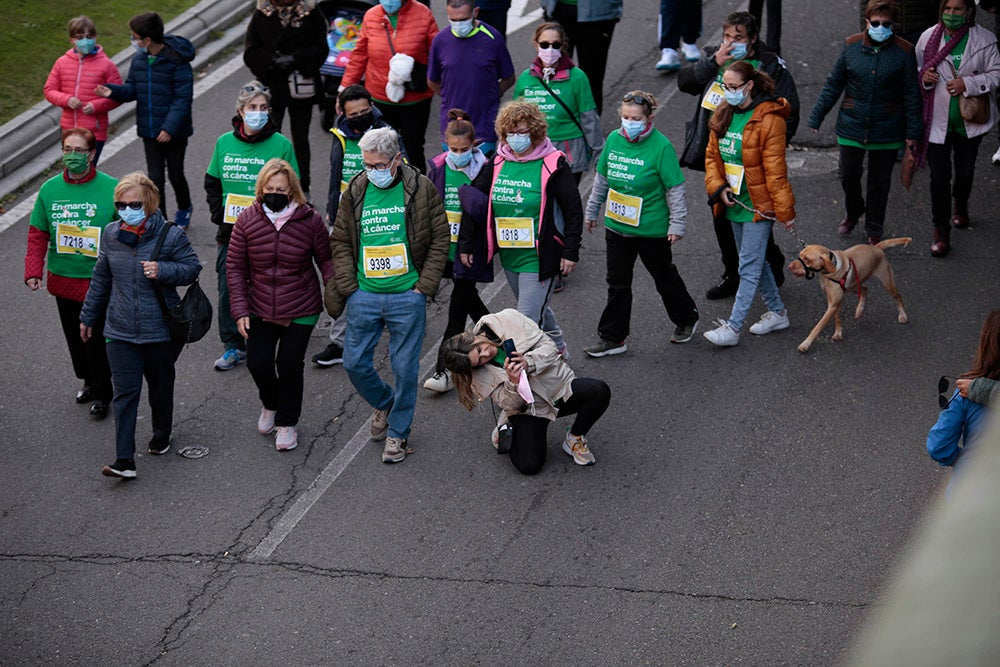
[2,0,999,664]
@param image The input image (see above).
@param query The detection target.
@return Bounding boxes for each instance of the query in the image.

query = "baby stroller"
[318,0,377,130]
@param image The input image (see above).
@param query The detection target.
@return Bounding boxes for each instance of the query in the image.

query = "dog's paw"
[898,313,908,324]
[832,331,844,341]
[797,341,811,353]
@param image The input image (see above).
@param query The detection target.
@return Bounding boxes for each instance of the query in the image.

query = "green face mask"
[942,13,967,30]
[62,151,90,174]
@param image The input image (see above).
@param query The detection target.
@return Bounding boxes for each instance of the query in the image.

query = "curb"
[0,0,252,200]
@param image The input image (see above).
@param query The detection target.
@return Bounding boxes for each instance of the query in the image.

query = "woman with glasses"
[460,101,583,358]
[227,159,332,452]
[25,128,118,420]
[44,16,122,165]
[583,90,699,357]
[80,172,202,479]
[809,0,922,245]
[703,61,796,348]
[205,80,298,372]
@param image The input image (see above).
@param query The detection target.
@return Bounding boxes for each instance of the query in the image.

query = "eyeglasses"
[938,375,958,409]
[114,201,144,211]
[364,154,399,170]
[538,41,562,49]
[868,19,893,28]
[720,81,749,93]
[242,84,270,94]
[62,146,91,154]
[622,94,652,109]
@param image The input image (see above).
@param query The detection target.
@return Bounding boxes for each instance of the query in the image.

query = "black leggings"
[142,136,191,217]
[508,378,611,475]
[437,267,489,372]
[246,317,314,427]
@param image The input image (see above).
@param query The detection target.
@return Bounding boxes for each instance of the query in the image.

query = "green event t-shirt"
[29,171,119,278]
[491,159,542,274]
[206,131,298,224]
[513,68,596,142]
[947,33,970,137]
[356,180,419,293]
[718,109,755,223]
[333,129,365,192]
[837,136,904,151]
[444,165,471,261]
[596,129,684,237]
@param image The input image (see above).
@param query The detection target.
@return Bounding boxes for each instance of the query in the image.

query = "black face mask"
[346,111,374,133]
[263,193,290,211]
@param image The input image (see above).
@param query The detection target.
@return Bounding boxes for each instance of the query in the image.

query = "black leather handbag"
[150,222,212,344]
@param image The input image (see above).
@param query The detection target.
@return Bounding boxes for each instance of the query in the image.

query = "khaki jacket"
[471,309,575,421]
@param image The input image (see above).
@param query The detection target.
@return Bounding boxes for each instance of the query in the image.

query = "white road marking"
[507,0,544,36]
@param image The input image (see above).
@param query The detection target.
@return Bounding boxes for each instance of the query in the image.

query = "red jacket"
[227,202,334,321]
[341,0,437,104]
[44,46,122,142]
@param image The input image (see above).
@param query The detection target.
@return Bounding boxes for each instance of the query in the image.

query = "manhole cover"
[177,445,209,459]
[786,149,840,177]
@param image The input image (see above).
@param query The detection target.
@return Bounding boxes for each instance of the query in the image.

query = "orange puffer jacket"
[705,97,796,224]
[341,0,438,104]
[44,46,123,141]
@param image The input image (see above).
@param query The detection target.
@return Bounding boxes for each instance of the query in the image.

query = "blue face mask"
[244,110,269,131]
[367,166,396,188]
[449,149,473,168]
[724,88,746,107]
[729,41,748,60]
[131,37,147,54]
[450,19,475,38]
[621,119,646,140]
[868,25,893,43]
[380,0,402,14]
[75,38,96,55]
[118,206,147,227]
[507,133,532,154]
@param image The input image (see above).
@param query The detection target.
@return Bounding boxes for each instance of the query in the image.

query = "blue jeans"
[504,269,565,351]
[216,243,244,352]
[728,221,784,331]
[659,0,702,49]
[343,289,427,440]
[106,340,182,461]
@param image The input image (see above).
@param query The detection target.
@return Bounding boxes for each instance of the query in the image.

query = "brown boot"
[930,228,951,257]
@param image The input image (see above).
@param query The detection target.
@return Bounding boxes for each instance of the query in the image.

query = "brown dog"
[788,238,911,352]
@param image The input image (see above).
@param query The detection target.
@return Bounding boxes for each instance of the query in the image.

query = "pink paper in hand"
[517,370,534,404]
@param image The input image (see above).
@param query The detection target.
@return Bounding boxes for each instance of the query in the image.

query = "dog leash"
[732,199,808,249]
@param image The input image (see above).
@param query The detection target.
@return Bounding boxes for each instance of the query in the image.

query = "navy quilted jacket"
[107,35,195,139]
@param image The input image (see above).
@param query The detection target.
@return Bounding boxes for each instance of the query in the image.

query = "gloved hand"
[273,53,296,73]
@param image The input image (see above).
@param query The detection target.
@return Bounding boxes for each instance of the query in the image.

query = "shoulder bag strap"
[150,222,174,319]
[536,76,585,138]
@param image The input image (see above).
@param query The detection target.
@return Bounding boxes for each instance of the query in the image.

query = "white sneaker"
[703,319,740,347]
[563,431,595,466]
[275,425,297,451]
[992,144,1000,165]
[258,408,276,435]
[680,41,700,61]
[656,48,681,71]
[749,310,790,335]
[423,370,453,393]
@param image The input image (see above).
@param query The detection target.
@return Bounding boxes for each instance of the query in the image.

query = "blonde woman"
[227,158,333,451]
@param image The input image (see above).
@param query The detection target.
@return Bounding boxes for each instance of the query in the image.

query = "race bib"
[362,243,408,278]
[223,193,256,224]
[446,210,461,244]
[701,81,726,111]
[724,163,745,196]
[495,217,535,249]
[606,189,643,227]
[56,223,100,258]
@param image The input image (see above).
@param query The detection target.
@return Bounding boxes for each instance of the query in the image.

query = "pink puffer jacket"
[227,202,335,321]
[44,46,123,141]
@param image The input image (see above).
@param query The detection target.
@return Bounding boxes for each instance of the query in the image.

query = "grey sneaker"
[371,406,389,441]
[584,339,627,358]
[382,436,407,463]
[670,320,699,344]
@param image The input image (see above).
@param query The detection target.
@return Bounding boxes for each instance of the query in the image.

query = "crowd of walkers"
[22,1,1000,481]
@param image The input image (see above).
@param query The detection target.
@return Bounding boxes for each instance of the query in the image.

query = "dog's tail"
[876,237,912,251]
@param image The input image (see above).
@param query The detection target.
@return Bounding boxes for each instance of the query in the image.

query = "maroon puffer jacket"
[227,201,334,321]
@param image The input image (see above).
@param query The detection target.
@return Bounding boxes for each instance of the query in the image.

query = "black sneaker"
[76,386,94,404]
[147,438,170,455]
[705,275,739,300]
[101,458,137,479]
[311,342,344,367]
[89,400,109,420]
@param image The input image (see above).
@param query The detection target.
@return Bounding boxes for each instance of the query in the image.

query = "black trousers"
[508,378,611,475]
[476,8,508,37]
[56,296,112,401]
[375,98,432,175]
[549,4,617,115]
[712,206,785,282]
[927,131,983,230]
[748,0,782,55]
[246,317,314,427]
[437,262,490,372]
[838,145,898,237]
[271,99,316,192]
[598,231,698,343]
[142,137,191,217]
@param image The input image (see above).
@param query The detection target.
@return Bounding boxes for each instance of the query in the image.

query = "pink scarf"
[916,22,970,166]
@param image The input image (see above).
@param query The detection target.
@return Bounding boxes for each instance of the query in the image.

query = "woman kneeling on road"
[440,308,611,475]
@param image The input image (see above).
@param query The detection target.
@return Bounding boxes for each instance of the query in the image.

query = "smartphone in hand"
[502,338,517,357]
